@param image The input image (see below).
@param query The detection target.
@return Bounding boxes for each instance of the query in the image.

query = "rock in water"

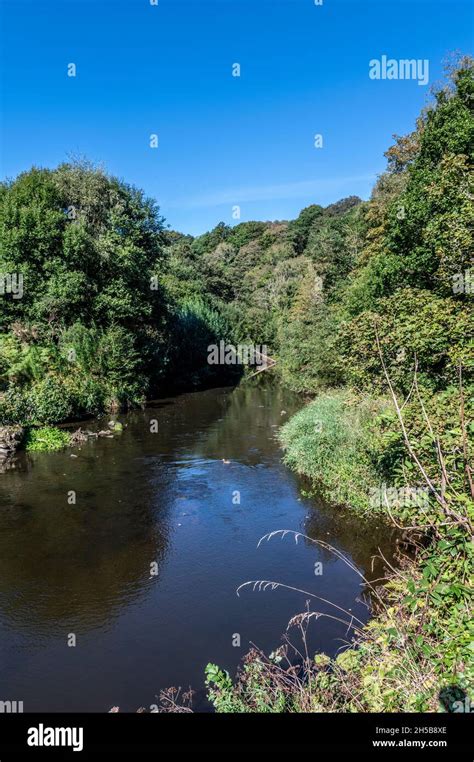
[0,426,24,472]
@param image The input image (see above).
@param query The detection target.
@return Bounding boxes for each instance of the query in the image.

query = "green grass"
[278,390,387,513]
[24,426,71,452]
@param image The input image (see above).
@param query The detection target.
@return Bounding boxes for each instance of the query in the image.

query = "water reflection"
[0,437,173,633]
[0,383,399,711]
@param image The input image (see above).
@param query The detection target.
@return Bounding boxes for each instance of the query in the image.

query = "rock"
[0,426,25,469]
[70,428,88,445]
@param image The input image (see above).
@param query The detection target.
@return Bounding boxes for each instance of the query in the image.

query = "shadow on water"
[0,382,400,711]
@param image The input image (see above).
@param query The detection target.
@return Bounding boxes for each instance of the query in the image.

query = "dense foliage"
[0,56,472,714]
[204,57,474,713]
[0,162,233,426]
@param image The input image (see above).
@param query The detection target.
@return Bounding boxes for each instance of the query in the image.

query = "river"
[0,382,398,711]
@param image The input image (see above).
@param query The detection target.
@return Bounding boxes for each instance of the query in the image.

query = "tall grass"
[279,390,387,513]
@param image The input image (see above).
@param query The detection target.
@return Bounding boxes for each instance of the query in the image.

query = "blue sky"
[1,0,472,235]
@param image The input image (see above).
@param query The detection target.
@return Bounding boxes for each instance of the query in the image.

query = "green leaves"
[0,161,173,423]
[24,426,71,452]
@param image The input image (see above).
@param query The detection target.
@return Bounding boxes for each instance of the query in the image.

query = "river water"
[0,382,397,711]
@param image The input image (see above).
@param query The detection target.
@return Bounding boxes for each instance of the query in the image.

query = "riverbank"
[205,385,473,712]
[204,60,474,713]
[0,419,126,472]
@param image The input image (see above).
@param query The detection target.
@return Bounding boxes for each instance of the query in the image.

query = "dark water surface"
[0,383,398,711]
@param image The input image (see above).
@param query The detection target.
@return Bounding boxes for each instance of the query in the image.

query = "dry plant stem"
[246,352,277,379]
[412,362,452,493]
[375,547,407,581]
[383,491,440,535]
[374,326,473,535]
[237,579,366,631]
[459,364,474,500]
[256,529,390,612]
[287,608,365,638]
[375,328,445,506]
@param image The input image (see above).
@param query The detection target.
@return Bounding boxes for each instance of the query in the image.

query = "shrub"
[26,376,75,424]
[337,289,474,394]
[0,386,31,425]
[24,426,71,452]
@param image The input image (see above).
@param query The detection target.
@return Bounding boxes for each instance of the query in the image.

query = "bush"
[0,160,170,424]
[337,289,474,394]
[26,376,75,424]
[0,386,31,425]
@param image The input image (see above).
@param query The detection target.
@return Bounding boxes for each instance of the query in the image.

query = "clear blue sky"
[1,0,472,235]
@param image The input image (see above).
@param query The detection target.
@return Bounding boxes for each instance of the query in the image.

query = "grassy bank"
[278,390,390,513]
[205,381,473,712]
